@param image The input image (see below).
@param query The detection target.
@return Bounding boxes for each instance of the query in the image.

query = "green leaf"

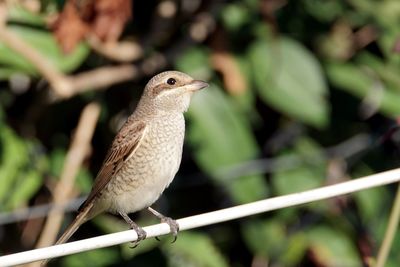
[303,0,345,22]
[186,86,268,203]
[242,219,286,257]
[7,170,42,209]
[243,219,308,264]
[273,165,323,195]
[326,62,400,117]
[307,226,361,266]
[0,126,29,207]
[49,148,67,177]
[164,232,229,267]
[354,187,388,224]
[8,6,46,26]
[249,37,329,128]
[0,26,89,75]
[272,138,326,195]
[0,125,48,210]
[282,232,308,265]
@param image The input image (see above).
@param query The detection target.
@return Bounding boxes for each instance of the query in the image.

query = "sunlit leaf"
[249,37,329,128]
[8,6,46,26]
[0,26,89,77]
[282,233,308,265]
[0,126,28,208]
[307,226,361,266]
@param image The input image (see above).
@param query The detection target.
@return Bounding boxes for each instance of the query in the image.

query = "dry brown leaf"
[52,0,132,53]
[210,29,247,95]
[93,0,131,42]
[211,52,247,95]
[52,1,91,53]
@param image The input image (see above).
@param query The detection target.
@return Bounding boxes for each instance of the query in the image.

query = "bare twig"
[0,13,72,98]
[69,64,138,94]
[32,103,100,256]
[87,35,143,62]
[376,183,400,267]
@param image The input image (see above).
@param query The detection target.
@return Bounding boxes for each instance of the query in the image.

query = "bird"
[48,71,208,257]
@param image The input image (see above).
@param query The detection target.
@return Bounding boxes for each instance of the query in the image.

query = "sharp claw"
[155,236,161,241]
[171,234,177,244]
[161,217,179,243]
[129,225,147,248]
[147,208,180,243]
[119,212,147,248]
[129,242,139,249]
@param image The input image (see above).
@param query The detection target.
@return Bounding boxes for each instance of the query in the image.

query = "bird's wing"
[80,121,147,210]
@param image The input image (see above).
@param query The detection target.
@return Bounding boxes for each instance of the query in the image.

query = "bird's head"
[141,71,208,114]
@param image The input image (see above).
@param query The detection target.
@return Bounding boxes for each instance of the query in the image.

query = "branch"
[376,183,400,267]
[0,17,72,98]
[66,65,138,96]
[33,103,100,251]
[0,23,139,99]
[86,35,143,62]
[1,167,400,266]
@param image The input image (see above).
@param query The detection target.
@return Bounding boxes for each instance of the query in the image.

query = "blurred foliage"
[1,0,400,266]
[0,26,89,77]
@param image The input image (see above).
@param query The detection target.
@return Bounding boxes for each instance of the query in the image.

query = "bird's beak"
[186,80,209,92]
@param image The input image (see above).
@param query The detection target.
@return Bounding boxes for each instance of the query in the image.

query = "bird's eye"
[167,78,176,85]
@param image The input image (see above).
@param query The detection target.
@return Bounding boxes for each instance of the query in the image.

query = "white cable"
[1,167,400,266]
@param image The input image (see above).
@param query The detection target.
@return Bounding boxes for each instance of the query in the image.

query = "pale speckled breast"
[100,113,185,214]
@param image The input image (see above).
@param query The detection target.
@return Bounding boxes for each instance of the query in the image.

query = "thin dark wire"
[0,197,86,225]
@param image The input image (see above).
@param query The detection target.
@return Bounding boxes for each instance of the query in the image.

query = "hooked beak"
[186,80,209,92]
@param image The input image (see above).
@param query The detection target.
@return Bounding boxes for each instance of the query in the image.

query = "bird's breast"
[104,114,185,214]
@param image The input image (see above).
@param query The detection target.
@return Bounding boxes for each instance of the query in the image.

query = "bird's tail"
[55,204,92,245]
[41,202,93,266]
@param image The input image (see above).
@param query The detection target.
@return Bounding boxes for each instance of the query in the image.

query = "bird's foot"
[148,207,180,243]
[129,225,147,248]
[161,216,179,243]
[119,211,147,248]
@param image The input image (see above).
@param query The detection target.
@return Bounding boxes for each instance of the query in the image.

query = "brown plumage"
[43,71,208,264]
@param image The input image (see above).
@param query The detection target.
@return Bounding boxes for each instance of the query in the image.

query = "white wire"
[1,167,400,266]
